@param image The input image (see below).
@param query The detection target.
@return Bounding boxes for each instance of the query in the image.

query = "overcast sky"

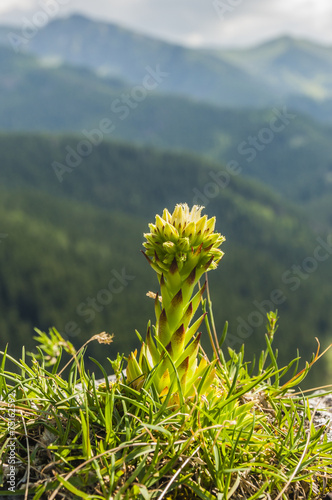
[0,0,332,48]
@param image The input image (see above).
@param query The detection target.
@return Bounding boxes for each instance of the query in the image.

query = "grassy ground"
[1,205,331,499]
[0,320,331,499]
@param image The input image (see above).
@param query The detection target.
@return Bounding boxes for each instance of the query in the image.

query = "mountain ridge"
[1,13,331,121]
[1,45,332,220]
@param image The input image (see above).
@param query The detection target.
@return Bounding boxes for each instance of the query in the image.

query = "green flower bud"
[143,204,225,278]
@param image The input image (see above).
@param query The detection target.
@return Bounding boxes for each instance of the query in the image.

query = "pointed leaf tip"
[171,288,183,308]
[172,324,185,348]
[186,267,196,286]
[195,243,203,256]
[169,257,178,275]
[166,341,173,356]
[204,256,214,270]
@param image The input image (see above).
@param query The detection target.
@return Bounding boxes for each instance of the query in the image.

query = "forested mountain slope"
[2,15,332,122]
[1,133,331,386]
[1,45,332,221]
[3,15,332,119]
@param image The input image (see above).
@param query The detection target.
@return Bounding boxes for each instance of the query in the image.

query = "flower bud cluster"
[143,204,225,277]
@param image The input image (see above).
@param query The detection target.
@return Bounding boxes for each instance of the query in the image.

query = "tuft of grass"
[0,305,331,499]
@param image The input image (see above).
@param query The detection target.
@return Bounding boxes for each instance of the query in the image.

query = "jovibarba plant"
[1,202,331,499]
[126,203,225,404]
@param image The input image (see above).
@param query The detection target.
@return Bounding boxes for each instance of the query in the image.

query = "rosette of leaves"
[126,204,225,405]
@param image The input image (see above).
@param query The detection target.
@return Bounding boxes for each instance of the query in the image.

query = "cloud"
[1,0,332,47]
[208,0,332,46]
[0,0,33,9]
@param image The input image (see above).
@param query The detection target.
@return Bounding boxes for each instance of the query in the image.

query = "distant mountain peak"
[46,12,112,30]
[45,12,154,40]
[256,33,331,52]
[259,34,295,47]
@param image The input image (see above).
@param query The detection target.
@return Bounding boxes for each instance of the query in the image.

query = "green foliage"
[0,312,331,498]
[2,41,332,212]
[29,328,76,366]
[26,14,270,107]
[0,45,125,131]
[220,36,332,103]
[0,134,332,387]
[2,21,332,220]
[0,187,151,364]
[4,16,332,118]
[113,97,332,209]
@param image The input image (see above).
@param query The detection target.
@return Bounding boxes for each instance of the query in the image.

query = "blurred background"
[0,0,331,387]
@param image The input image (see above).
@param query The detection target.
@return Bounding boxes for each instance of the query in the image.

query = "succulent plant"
[126,204,225,405]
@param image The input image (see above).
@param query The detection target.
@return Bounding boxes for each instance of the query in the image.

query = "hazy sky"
[0,0,332,48]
